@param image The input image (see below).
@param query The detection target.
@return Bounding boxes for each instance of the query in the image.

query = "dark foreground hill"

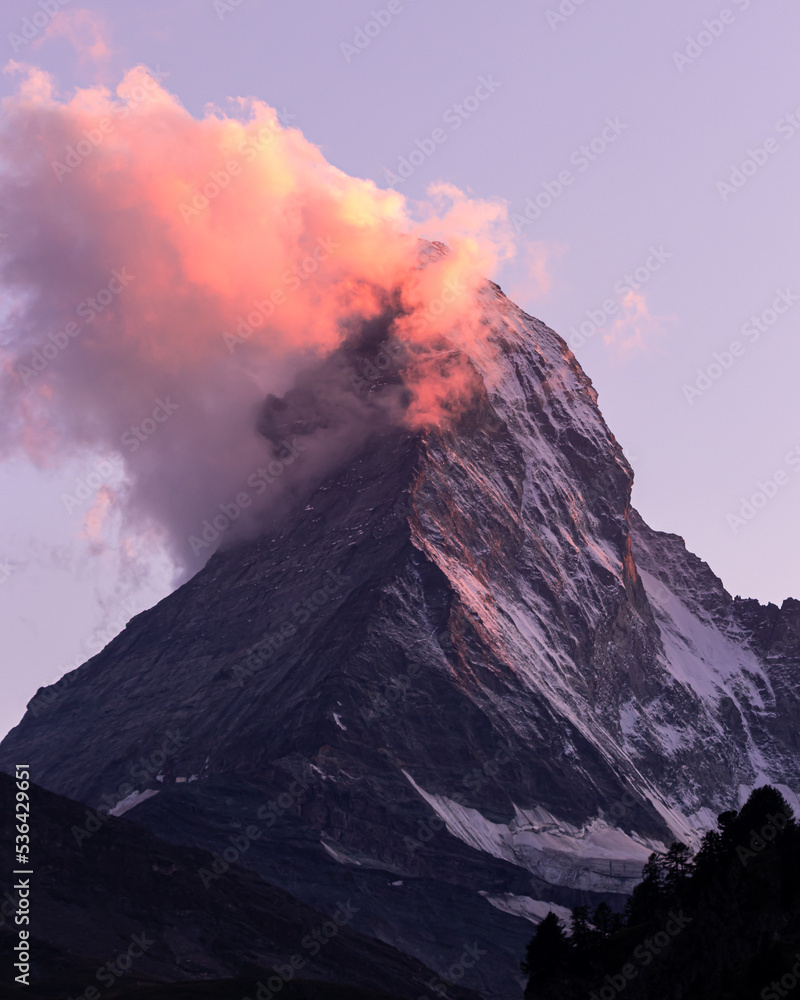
[0,773,480,1000]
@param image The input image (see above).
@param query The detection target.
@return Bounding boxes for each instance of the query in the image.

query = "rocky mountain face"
[2,276,799,999]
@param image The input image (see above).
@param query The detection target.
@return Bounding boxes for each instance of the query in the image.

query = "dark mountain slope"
[0,773,481,1000]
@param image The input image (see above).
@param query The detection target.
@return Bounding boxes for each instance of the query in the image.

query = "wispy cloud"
[506,239,565,305]
[36,8,113,71]
[603,290,675,356]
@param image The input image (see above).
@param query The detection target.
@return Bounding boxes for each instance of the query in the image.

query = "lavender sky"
[1,0,798,739]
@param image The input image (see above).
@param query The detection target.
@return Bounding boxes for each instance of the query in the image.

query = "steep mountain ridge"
[2,277,798,998]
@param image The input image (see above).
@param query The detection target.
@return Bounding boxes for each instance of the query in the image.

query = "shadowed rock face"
[0,773,481,1000]
[2,279,799,999]
[733,595,800,665]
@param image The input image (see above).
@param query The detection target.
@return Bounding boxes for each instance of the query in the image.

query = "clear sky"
[1,0,798,739]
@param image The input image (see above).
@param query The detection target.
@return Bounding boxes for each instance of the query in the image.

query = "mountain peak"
[3,280,799,999]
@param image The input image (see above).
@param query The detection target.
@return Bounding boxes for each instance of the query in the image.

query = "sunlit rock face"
[2,278,798,1000]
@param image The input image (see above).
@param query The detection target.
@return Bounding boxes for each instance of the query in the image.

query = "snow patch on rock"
[479,891,572,926]
[403,770,662,892]
[109,788,159,817]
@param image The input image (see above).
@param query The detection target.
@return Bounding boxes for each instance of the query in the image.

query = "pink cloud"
[603,290,675,356]
[0,64,519,574]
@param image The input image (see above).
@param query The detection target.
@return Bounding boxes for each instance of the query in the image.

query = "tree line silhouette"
[522,785,800,999]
